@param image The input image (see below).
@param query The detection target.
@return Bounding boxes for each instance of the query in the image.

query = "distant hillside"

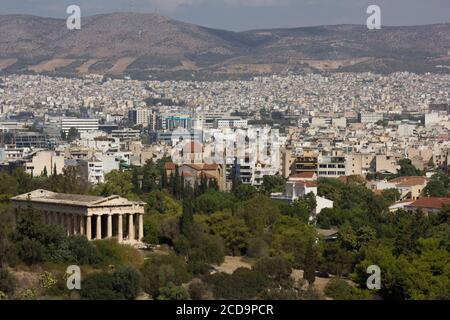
[0,13,449,79]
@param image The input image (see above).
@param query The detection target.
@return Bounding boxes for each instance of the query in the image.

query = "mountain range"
[0,12,449,79]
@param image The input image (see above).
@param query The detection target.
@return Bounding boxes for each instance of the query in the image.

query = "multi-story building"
[375,155,398,174]
[61,118,99,133]
[106,113,124,124]
[195,111,229,129]
[157,129,203,145]
[159,116,192,131]
[79,157,104,184]
[215,118,248,129]
[14,132,51,149]
[359,112,384,124]
[311,117,346,128]
[149,110,158,132]
[318,152,347,178]
[292,150,319,175]
[128,108,151,127]
[345,154,375,176]
[111,129,141,142]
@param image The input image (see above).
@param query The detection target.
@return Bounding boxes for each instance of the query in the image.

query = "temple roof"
[11,189,145,207]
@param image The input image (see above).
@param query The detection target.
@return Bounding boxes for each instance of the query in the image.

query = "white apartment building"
[61,118,99,133]
[0,145,32,161]
[80,157,104,184]
[215,118,248,129]
[318,154,347,178]
[111,129,141,142]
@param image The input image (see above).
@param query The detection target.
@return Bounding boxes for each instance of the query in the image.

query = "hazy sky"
[1,0,449,30]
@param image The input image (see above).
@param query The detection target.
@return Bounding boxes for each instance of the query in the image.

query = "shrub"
[94,240,143,269]
[112,266,141,300]
[80,272,123,300]
[157,282,190,300]
[253,256,292,283]
[141,253,191,298]
[39,271,58,290]
[324,278,353,300]
[188,279,211,300]
[246,238,269,258]
[189,234,225,266]
[15,288,37,300]
[18,238,44,265]
[207,268,269,300]
[67,236,100,265]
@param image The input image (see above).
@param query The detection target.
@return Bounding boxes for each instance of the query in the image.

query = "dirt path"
[212,256,252,274]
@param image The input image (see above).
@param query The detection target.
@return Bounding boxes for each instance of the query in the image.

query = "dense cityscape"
[0,70,448,301]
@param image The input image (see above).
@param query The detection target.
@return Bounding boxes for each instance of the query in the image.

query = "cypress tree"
[303,240,317,285]
[180,198,194,237]
[42,166,48,177]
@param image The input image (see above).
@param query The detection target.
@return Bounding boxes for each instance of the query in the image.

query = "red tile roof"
[292,181,318,188]
[291,172,316,179]
[409,197,450,210]
[183,163,203,171]
[202,164,220,171]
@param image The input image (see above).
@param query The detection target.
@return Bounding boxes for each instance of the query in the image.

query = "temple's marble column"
[107,214,113,239]
[128,214,135,241]
[138,213,144,241]
[79,216,85,235]
[73,215,79,235]
[96,215,102,240]
[86,216,92,240]
[67,214,72,236]
[118,214,123,243]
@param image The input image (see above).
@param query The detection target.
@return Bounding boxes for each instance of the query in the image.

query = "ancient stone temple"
[11,189,145,243]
